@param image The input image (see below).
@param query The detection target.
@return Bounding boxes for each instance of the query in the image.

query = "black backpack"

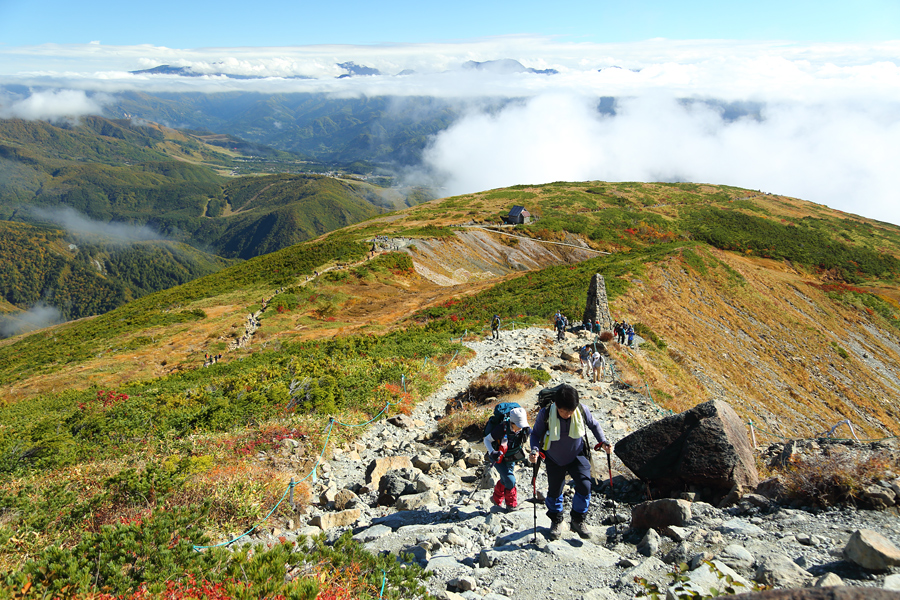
[537,384,566,410]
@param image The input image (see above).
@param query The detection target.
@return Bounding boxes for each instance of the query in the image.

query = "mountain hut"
[504,205,532,225]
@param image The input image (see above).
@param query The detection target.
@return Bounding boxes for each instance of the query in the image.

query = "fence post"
[749,420,757,449]
[289,477,295,507]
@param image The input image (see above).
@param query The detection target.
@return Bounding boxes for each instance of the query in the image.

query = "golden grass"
[610,246,900,440]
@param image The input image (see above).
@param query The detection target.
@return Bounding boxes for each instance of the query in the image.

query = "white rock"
[815,572,844,587]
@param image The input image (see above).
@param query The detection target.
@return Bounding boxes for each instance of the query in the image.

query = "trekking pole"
[606,450,619,536]
[531,451,545,543]
[464,460,490,506]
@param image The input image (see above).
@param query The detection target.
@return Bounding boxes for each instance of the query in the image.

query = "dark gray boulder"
[614,399,758,496]
[377,468,417,505]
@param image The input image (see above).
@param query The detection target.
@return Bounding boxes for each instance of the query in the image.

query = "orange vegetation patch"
[609,246,900,440]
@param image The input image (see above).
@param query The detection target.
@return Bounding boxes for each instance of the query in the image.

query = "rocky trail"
[240,327,900,600]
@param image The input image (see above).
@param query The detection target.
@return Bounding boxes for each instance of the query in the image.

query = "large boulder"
[614,400,758,496]
[631,498,692,529]
[309,508,361,531]
[377,468,417,505]
[843,529,900,570]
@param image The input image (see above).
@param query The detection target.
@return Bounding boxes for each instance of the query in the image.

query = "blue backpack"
[483,402,521,439]
[483,401,528,462]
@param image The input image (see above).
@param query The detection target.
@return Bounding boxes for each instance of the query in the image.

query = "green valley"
[0,116,425,329]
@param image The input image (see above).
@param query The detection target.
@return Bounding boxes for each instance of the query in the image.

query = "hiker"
[555,313,566,341]
[579,344,592,379]
[529,384,611,540]
[626,323,635,347]
[591,349,604,383]
[593,319,602,335]
[491,314,501,340]
[616,321,627,344]
[484,405,531,512]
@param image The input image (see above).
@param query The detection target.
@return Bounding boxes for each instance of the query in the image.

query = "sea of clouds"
[1,37,899,223]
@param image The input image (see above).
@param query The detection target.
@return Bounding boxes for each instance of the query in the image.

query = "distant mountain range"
[130,58,558,80]
[107,91,474,166]
[462,59,558,75]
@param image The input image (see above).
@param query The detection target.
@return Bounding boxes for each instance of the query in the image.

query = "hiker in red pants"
[483,406,530,512]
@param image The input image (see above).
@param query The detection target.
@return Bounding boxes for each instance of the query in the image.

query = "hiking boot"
[547,512,565,541]
[491,481,506,507]
[570,510,591,539]
[504,486,520,512]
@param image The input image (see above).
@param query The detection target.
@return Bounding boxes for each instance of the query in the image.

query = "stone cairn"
[582,273,613,331]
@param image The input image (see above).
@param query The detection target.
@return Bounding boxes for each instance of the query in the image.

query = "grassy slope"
[392,181,900,439]
[2,180,900,596]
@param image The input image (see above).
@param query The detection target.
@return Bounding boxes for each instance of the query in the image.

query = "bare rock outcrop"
[614,399,758,498]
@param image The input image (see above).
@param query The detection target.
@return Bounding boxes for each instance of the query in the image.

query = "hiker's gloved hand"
[489,450,502,463]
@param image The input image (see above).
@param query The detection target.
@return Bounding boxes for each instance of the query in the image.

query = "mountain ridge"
[1,179,899,598]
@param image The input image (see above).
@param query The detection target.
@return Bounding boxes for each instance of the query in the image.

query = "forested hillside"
[0,221,231,326]
[0,117,400,256]
[0,116,412,326]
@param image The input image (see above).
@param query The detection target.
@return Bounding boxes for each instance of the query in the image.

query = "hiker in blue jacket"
[529,384,611,540]
[484,406,530,511]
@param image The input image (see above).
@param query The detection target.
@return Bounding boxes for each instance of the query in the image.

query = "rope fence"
[746,418,898,446]
[193,342,466,552]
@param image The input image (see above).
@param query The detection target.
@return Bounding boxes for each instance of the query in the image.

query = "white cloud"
[422,93,900,224]
[0,302,65,338]
[0,88,108,121]
[1,37,899,223]
[29,206,168,242]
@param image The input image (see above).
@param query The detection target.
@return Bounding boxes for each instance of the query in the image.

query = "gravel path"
[244,326,900,600]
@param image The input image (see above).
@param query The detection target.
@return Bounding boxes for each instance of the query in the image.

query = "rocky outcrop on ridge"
[235,327,900,600]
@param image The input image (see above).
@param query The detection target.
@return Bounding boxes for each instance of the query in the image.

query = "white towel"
[544,403,586,449]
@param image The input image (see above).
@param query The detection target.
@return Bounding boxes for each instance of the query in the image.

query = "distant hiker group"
[613,320,635,347]
[579,344,606,382]
[554,311,568,341]
[551,311,607,342]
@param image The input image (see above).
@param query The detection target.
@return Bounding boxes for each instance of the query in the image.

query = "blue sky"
[1,0,898,48]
